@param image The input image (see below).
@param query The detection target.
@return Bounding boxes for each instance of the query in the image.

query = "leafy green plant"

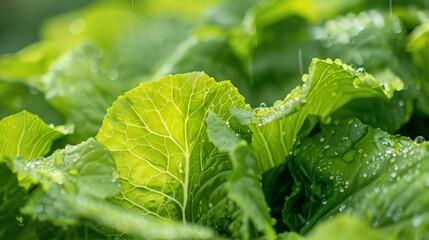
[1,0,429,239]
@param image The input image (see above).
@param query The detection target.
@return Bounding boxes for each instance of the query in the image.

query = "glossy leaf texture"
[407,19,429,116]
[12,137,215,240]
[312,10,416,132]
[285,118,429,239]
[97,72,253,237]
[207,112,275,239]
[41,42,126,142]
[0,163,28,239]
[15,138,120,223]
[232,58,403,172]
[0,110,70,165]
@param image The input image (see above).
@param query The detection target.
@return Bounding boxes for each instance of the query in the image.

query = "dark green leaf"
[286,118,429,239]
[207,112,275,239]
[0,163,28,239]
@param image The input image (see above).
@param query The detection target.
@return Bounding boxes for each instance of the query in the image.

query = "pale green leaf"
[0,111,71,166]
[16,138,119,210]
[15,138,215,239]
[96,72,246,230]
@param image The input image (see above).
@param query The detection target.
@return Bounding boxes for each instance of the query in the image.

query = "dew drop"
[68,169,79,176]
[412,215,423,228]
[334,59,343,65]
[414,136,425,144]
[30,87,39,95]
[178,162,184,173]
[16,215,24,226]
[353,77,364,87]
[108,70,119,81]
[69,18,86,35]
[356,67,366,73]
[342,150,357,163]
[301,74,309,83]
[273,100,284,109]
[260,102,267,108]
[322,116,332,124]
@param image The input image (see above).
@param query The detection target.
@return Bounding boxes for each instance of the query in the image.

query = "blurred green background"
[0,0,95,54]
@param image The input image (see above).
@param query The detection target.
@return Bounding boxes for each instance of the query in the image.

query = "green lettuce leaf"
[278,215,395,240]
[407,20,429,116]
[0,41,64,86]
[0,111,71,238]
[15,138,215,239]
[0,111,71,166]
[311,10,415,132]
[0,80,63,123]
[206,112,275,239]
[232,58,402,172]
[32,222,113,240]
[16,138,120,223]
[0,163,28,239]
[13,138,117,239]
[286,118,429,239]
[97,72,257,237]
[41,42,125,142]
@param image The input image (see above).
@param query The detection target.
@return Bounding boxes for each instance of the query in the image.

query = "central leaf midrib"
[181,75,200,224]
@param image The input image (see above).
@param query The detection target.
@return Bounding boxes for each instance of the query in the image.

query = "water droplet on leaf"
[68,169,79,176]
[356,67,366,73]
[301,74,309,82]
[414,136,425,144]
[343,149,357,163]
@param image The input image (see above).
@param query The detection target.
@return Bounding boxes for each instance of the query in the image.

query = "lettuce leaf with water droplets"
[285,118,429,239]
[311,10,416,132]
[41,42,129,142]
[207,111,275,239]
[14,138,214,239]
[0,110,71,166]
[15,138,120,223]
[232,58,403,173]
[97,72,256,237]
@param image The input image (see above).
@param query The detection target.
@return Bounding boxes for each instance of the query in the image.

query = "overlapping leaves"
[232,58,402,172]
[97,72,272,238]
[285,118,429,239]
